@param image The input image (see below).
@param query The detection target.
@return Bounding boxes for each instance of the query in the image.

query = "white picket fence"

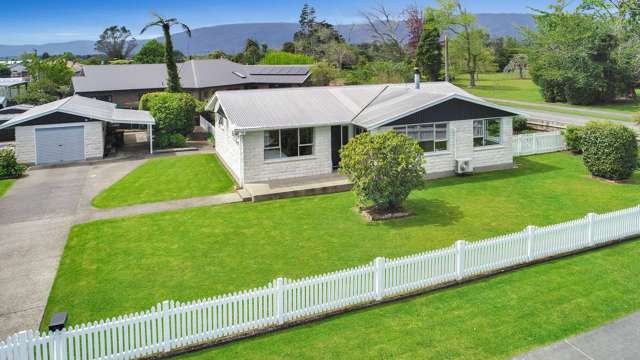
[513,131,566,156]
[3,205,640,360]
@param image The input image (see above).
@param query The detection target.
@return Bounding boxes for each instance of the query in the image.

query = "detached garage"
[0,96,155,165]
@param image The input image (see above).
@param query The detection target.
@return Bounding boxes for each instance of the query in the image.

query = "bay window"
[393,122,448,153]
[264,128,314,160]
[473,118,502,147]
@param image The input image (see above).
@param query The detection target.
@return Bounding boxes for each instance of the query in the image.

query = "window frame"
[473,118,502,147]
[263,127,315,160]
[393,121,449,154]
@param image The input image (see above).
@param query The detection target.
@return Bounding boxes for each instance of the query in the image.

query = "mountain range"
[0,14,535,58]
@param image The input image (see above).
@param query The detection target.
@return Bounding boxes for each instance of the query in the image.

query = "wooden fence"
[513,131,566,156]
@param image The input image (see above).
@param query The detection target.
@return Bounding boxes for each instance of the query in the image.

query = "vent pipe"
[414,67,421,89]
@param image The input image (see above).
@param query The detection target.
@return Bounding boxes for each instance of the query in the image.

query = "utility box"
[49,312,67,332]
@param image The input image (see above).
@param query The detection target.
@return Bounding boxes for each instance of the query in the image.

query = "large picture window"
[264,128,314,160]
[473,118,502,147]
[393,122,448,153]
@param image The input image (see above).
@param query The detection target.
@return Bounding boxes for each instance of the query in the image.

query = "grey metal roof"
[0,104,34,122]
[0,95,155,129]
[72,59,310,93]
[0,77,29,87]
[209,82,516,131]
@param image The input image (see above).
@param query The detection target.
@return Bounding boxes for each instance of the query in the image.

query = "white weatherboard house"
[206,81,519,186]
[0,95,155,165]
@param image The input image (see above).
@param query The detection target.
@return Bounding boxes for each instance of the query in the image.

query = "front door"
[331,125,350,169]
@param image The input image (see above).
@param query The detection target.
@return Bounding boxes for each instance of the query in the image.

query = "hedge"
[581,122,637,180]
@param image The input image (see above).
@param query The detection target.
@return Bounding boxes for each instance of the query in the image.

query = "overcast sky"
[0,0,579,45]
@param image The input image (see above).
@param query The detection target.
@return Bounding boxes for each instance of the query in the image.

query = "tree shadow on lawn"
[427,156,562,190]
[379,198,464,230]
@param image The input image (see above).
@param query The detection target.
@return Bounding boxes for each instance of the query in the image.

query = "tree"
[523,3,633,104]
[133,39,165,64]
[294,4,344,58]
[20,54,73,99]
[0,64,9,77]
[309,61,338,85]
[321,41,357,69]
[141,13,191,93]
[139,92,197,137]
[503,54,529,79]
[427,0,491,87]
[207,50,228,59]
[404,4,424,56]
[339,131,425,212]
[360,3,406,61]
[415,12,443,81]
[282,41,296,53]
[242,38,263,65]
[95,26,137,60]
[489,36,521,71]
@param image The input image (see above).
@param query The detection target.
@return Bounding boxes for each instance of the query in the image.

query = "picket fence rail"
[3,204,640,360]
[513,131,566,156]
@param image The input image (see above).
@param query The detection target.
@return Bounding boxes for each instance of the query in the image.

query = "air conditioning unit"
[455,158,473,175]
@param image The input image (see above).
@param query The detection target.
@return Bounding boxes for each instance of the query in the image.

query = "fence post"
[532,133,538,154]
[455,240,467,281]
[162,300,171,352]
[526,225,537,261]
[587,213,596,245]
[373,257,385,301]
[276,277,285,325]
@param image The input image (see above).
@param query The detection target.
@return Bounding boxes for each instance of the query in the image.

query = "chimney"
[414,67,421,89]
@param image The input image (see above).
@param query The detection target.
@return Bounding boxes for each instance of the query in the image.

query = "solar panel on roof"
[248,66,308,75]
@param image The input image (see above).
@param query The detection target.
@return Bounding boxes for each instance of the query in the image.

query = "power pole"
[444,35,449,82]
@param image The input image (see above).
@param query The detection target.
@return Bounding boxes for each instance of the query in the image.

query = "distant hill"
[0,14,535,57]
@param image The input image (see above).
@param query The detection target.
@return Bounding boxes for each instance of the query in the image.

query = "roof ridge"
[349,85,389,123]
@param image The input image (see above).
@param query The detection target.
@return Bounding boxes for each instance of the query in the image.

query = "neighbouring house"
[0,104,34,142]
[0,95,155,165]
[206,81,519,186]
[72,59,311,108]
[0,78,29,108]
[8,63,28,78]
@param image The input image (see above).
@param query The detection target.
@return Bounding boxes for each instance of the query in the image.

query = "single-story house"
[72,59,311,108]
[8,63,28,78]
[0,104,34,142]
[0,95,154,165]
[206,81,519,186]
[0,77,29,108]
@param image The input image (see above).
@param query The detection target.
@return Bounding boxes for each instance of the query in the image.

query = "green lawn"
[453,72,640,115]
[45,152,640,335]
[0,179,15,198]
[92,154,234,208]
[183,238,640,359]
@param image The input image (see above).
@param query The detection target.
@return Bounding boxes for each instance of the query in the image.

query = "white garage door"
[35,126,85,164]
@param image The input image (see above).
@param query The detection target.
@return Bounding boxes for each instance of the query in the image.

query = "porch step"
[242,174,352,202]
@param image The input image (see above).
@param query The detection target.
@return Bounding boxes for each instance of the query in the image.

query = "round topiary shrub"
[339,131,426,213]
[581,122,637,180]
[564,125,585,153]
[0,147,26,178]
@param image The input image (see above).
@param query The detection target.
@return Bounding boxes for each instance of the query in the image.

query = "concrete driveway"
[0,160,144,339]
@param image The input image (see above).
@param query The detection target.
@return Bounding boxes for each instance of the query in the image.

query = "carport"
[0,95,155,165]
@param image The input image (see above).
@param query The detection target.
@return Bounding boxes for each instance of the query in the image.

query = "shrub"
[155,133,186,149]
[581,122,637,180]
[339,131,426,211]
[512,116,528,133]
[139,92,197,136]
[0,148,26,178]
[564,125,585,153]
[309,61,338,86]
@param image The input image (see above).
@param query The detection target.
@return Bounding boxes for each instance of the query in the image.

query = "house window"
[264,128,314,160]
[216,109,226,130]
[393,122,448,153]
[473,118,502,147]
